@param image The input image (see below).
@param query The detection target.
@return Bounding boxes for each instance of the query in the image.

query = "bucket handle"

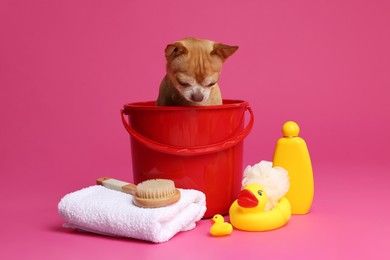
[120,105,254,156]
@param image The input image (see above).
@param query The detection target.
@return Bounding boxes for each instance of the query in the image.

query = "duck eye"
[258,190,263,196]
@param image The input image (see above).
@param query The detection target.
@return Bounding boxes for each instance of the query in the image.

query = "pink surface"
[1,0,389,259]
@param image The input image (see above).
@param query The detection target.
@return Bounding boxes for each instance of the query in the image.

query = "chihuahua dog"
[156,37,238,106]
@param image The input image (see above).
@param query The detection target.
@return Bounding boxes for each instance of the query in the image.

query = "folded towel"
[58,185,206,243]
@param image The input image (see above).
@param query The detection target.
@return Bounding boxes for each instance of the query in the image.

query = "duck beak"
[237,189,258,208]
[210,219,215,224]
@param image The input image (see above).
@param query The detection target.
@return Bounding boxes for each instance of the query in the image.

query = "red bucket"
[121,100,254,218]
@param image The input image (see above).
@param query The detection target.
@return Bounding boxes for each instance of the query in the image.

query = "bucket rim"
[123,99,249,111]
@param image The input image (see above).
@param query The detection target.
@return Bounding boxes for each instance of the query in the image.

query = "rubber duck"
[209,214,233,236]
[229,184,291,231]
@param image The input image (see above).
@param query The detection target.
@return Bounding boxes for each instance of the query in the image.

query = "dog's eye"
[179,81,191,87]
[207,82,216,87]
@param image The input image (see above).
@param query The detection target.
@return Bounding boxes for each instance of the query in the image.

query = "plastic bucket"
[121,100,254,218]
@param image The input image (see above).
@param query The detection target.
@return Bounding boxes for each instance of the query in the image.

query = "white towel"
[58,185,206,243]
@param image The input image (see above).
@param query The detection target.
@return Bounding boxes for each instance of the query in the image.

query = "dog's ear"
[165,42,188,61]
[211,43,239,62]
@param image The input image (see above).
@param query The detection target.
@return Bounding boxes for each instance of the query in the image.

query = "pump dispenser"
[272,121,314,214]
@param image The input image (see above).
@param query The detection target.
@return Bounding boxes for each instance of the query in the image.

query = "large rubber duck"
[209,214,233,236]
[229,184,291,231]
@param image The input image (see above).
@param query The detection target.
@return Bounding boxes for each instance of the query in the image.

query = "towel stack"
[58,185,206,243]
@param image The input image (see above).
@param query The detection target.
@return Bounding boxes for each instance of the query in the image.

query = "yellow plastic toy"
[272,121,314,214]
[229,184,291,231]
[209,214,233,236]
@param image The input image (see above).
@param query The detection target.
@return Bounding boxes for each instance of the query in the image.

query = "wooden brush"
[96,177,181,208]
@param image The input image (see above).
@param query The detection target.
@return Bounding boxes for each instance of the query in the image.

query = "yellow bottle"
[272,121,314,214]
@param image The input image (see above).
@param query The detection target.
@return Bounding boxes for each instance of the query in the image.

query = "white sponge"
[242,161,290,211]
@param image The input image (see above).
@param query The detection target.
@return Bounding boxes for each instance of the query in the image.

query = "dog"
[156,37,238,106]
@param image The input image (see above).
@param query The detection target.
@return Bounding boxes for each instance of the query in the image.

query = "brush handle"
[96,177,137,195]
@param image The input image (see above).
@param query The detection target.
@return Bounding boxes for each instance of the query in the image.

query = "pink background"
[1,0,389,259]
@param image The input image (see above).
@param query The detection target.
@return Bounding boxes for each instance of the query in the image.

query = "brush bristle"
[136,179,176,199]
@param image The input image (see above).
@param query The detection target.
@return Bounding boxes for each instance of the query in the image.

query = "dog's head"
[165,37,238,103]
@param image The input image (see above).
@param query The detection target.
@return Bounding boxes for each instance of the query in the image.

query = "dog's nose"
[191,93,204,102]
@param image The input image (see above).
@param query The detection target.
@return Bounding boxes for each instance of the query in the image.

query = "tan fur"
[157,37,238,106]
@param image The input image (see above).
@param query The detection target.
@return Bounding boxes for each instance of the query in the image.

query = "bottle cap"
[282,121,300,137]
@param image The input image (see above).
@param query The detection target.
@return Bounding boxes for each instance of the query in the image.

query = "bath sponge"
[242,161,289,211]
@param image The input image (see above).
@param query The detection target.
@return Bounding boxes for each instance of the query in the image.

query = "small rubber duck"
[210,214,233,236]
[229,184,291,231]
